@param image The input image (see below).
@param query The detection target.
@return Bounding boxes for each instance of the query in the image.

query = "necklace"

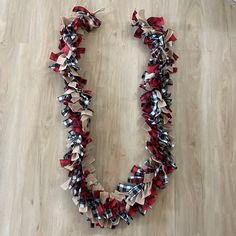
[49,6,178,228]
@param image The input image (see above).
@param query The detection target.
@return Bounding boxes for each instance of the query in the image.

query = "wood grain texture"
[0,0,236,235]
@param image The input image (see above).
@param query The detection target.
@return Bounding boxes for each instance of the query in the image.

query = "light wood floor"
[0,0,236,235]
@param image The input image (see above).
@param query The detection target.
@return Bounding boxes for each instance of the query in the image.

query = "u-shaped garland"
[49,6,178,228]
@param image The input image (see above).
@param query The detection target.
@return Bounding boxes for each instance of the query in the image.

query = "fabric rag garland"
[49,6,178,228]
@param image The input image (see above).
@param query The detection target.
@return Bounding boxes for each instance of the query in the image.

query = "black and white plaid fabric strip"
[137,205,147,216]
[154,162,162,176]
[63,34,76,49]
[158,129,172,148]
[73,188,78,197]
[63,150,72,160]
[135,168,144,176]
[68,130,77,136]
[69,179,75,189]
[68,132,81,142]
[149,34,164,47]
[165,156,177,169]
[151,47,161,58]
[117,183,133,193]
[104,208,113,219]
[73,186,82,197]
[61,106,70,116]
[69,143,84,156]
[132,166,144,176]
[79,198,87,209]
[76,172,82,183]
[119,212,133,225]
[80,145,85,156]
[127,183,144,201]
[58,94,71,103]
[76,188,87,209]
[67,130,84,149]
[79,92,90,107]
[70,141,83,150]
[142,71,155,84]
[68,136,82,147]
[90,203,101,220]
[69,170,82,187]
[63,118,73,127]
[80,90,89,101]
[161,165,168,185]
[144,158,152,167]
[150,90,161,118]
[68,133,79,142]
[66,72,74,79]
[94,198,101,206]
[72,188,85,207]
[149,58,158,65]
[67,131,84,156]
[70,64,80,73]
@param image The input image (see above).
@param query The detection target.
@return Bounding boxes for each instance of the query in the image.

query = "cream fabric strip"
[61,178,71,190]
